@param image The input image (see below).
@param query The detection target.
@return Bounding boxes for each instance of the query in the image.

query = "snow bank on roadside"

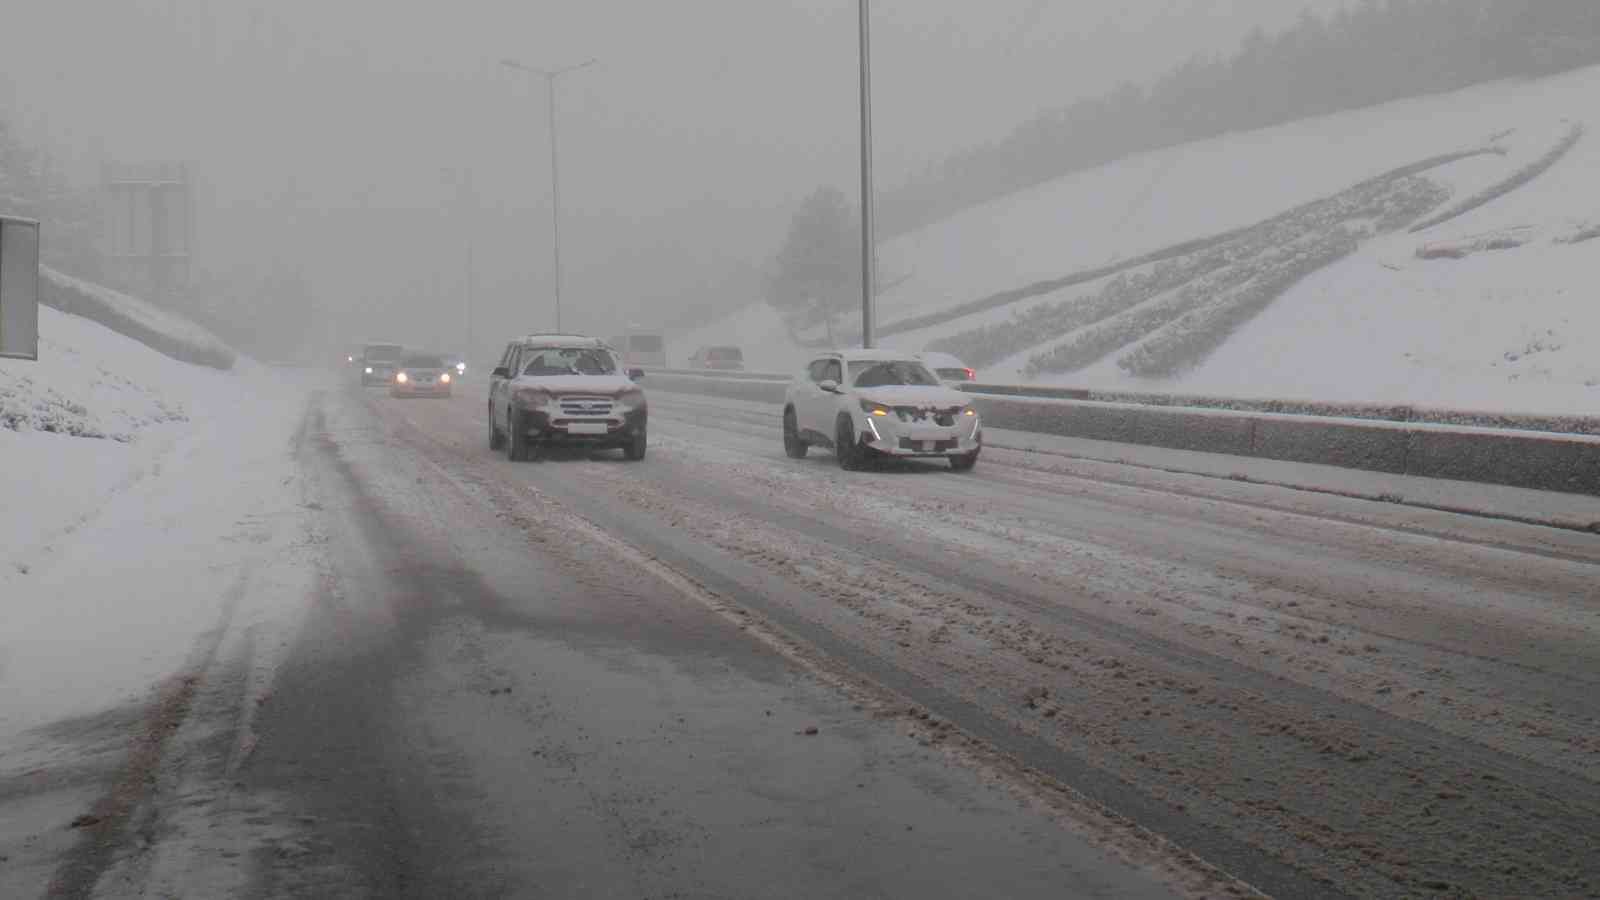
[0,304,313,757]
[41,267,235,371]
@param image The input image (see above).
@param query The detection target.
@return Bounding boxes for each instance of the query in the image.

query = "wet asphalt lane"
[237,384,1179,899]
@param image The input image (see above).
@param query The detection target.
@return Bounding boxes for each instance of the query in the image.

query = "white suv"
[783,350,981,471]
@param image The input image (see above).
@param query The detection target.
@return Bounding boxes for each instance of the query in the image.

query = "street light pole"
[502,57,597,333]
[858,0,877,349]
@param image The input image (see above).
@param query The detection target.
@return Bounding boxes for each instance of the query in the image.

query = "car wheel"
[506,410,526,461]
[949,450,979,472]
[623,429,647,461]
[783,407,808,459]
[488,405,505,450]
[835,414,863,471]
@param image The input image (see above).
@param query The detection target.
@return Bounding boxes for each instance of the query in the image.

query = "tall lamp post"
[502,57,597,332]
[858,0,878,349]
[441,167,476,360]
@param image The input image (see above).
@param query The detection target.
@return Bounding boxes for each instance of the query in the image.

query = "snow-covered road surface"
[7,375,1599,898]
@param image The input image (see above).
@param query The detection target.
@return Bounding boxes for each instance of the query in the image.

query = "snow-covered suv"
[488,335,648,461]
[783,350,980,471]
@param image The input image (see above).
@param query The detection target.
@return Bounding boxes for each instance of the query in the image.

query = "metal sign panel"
[0,216,41,361]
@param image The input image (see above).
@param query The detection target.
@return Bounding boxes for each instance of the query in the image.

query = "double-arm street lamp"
[502,57,597,333]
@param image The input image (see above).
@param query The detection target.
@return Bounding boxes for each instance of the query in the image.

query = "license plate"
[909,428,945,442]
[567,422,609,435]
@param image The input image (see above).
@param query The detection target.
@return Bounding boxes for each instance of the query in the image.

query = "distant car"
[783,349,980,472]
[443,352,468,378]
[390,352,454,398]
[488,334,648,462]
[688,345,745,371]
[917,351,977,385]
[607,331,668,369]
[360,342,406,386]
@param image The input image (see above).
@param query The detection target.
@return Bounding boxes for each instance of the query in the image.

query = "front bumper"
[859,412,981,457]
[517,407,647,446]
[391,381,452,397]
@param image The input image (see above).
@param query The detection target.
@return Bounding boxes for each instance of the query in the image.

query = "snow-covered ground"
[0,305,316,769]
[680,65,1600,414]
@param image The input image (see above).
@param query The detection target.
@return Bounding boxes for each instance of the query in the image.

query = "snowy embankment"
[682,66,1600,414]
[40,267,236,371]
[0,304,315,773]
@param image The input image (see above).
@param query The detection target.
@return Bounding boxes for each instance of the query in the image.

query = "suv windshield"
[521,347,618,376]
[365,344,403,361]
[850,360,940,388]
[403,355,444,369]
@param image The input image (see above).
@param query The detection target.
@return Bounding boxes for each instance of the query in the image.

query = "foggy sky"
[0,0,1351,356]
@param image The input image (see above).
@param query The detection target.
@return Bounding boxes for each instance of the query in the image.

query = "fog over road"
[41,376,1600,899]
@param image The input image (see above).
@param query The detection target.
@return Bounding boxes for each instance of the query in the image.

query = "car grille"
[893,406,963,427]
[559,396,614,417]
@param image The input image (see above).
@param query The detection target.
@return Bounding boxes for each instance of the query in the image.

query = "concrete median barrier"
[647,371,1600,497]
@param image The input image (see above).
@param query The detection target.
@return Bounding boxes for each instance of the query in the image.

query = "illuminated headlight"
[858,399,892,418]
[963,407,976,417]
[456,362,466,374]
[364,366,373,374]
[396,371,409,384]
[439,372,451,384]
[347,355,354,363]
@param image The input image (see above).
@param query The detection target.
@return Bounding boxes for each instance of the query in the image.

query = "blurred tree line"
[880,0,1600,237]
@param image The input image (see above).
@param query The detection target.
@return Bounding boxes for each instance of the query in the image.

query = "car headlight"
[396,371,408,383]
[440,372,451,384]
[456,362,466,374]
[365,366,373,374]
[963,407,976,417]
[514,387,553,408]
[616,387,646,410]
[859,399,892,417]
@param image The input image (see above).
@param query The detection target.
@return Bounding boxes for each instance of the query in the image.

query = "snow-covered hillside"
[680,66,1600,413]
[1,305,313,756]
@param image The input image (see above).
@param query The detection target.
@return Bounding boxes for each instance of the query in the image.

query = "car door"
[490,344,517,427]
[799,359,841,438]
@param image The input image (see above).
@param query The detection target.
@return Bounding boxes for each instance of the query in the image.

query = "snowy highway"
[9,375,1600,899]
[285,380,1598,898]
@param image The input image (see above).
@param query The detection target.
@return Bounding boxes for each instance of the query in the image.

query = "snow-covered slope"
[1,305,313,756]
[690,66,1600,413]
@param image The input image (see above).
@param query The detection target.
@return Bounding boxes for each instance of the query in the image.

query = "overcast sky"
[0,0,1350,353]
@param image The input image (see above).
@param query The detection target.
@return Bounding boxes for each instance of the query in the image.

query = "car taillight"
[964,368,976,381]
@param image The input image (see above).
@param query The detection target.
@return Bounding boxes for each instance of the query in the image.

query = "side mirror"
[818,379,840,394]
[627,367,645,382]
[492,366,510,378]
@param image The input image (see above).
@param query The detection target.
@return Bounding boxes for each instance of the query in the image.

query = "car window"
[365,344,403,361]
[520,347,618,376]
[936,367,973,381]
[709,347,742,361]
[823,360,843,383]
[851,361,939,387]
[806,360,829,382]
[402,355,444,368]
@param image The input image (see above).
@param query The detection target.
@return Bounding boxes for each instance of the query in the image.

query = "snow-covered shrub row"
[1012,174,1448,377]
[930,154,1473,372]
[889,150,1495,348]
[1117,177,1448,378]
[1409,123,1584,234]
[41,268,235,371]
[0,376,129,440]
[1117,230,1363,378]
[1559,221,1600,245]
